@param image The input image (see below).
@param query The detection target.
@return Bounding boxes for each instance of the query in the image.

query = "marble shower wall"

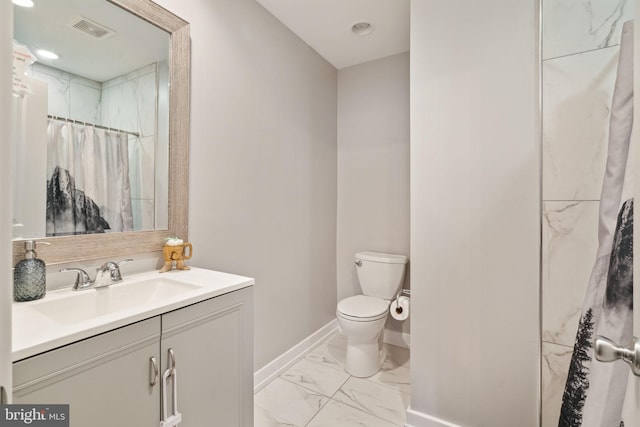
[102,63,161,231]
[541,0,632,425]
[32,62,162,231]
[32,63,102,125]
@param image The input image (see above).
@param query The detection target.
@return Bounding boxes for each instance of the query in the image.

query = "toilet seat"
[337,295,389,322]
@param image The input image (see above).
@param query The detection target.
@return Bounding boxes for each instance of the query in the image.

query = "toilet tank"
[355,252,408,299]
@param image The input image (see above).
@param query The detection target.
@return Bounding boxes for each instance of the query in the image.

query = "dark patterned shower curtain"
[558,20,634,427]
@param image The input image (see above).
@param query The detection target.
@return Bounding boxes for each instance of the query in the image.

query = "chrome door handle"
[167,348,176,376]
[594,335,640,376]
[149,356,159,386]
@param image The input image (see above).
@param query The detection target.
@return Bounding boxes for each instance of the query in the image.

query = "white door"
[0,0,14,406]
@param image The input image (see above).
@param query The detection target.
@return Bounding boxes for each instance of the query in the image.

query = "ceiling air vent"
[71,17,116,40]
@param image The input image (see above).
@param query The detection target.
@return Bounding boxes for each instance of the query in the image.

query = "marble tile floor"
[255,332,410,427]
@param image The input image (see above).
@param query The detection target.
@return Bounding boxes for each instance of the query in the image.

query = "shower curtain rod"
[48,115,140,138]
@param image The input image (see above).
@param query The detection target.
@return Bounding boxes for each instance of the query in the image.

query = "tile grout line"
[362,376,411,396]
[339,367,411,425]
[542,43,621,63]
[305,396,402,427]
[304,373,352,427]
[257,339,410,426]
[277,375,336,399]
[305,392,334,427]
[326,368,408,426]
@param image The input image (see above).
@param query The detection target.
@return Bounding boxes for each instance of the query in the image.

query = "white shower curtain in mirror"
[46,120,134,236]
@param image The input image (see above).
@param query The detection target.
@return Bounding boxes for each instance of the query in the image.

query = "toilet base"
[344,332,387,378]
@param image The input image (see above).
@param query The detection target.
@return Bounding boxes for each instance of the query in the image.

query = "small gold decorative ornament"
[159,238,193,273]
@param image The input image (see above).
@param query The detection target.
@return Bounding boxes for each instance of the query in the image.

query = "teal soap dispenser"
[14,240,50,302]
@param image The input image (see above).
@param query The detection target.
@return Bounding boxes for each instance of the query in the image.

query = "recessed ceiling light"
[351,22,375,36]
[12,0,34,7]
[36,49,59,60]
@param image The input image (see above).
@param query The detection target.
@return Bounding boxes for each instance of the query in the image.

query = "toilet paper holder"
[393,289,411,314]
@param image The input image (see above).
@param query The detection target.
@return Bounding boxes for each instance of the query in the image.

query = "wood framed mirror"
[12,0,189,266]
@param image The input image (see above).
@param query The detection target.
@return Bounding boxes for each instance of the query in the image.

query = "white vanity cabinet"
[161,286,253,426]
[12,286,253,427]
[13,317,162,426]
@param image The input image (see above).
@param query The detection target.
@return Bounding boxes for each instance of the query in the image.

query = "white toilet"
[336,251,408,377]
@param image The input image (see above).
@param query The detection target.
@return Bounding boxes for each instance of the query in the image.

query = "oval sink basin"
[32,278,202,325]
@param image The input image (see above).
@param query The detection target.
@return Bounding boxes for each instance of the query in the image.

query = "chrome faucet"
[59,267,94,291]
[61,259,133,290]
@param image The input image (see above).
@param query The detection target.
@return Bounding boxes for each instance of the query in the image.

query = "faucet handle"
[60,268,93,290]
[97,261,118,273]
[106,259,134,282]
[116,259,134,268]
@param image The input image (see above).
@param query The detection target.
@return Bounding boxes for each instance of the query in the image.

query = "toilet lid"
[337,295,389,320]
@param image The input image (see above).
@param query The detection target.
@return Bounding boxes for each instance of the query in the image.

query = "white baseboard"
[254,319,412,393]
[253,319,338,393]
[384,328,410,349]
[405,407,461,427]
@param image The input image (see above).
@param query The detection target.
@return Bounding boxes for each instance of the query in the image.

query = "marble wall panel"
[69,79,101,124]
[32,64,69,118]
[543,0,631,60]
[101,77,138,132]
[32,63,102,123]
[542,342,573,427]
[102,63,157,135]
[543,47,619,200]
[136,69,158,137]
[124,63,156,81]
[542,201,599,346]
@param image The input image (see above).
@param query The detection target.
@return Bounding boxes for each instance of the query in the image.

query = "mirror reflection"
[12,0,170,239]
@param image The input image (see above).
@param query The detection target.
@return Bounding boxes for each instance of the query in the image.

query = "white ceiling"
[14,0,410,81]
[14,0,169,82]
[255,0,410,69]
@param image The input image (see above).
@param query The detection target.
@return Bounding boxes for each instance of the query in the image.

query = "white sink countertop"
[12,267,254,361]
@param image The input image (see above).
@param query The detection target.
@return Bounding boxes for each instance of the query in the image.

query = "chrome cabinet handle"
[594,335,640,376]
[168,348,176,376]
[161,348,182,425]
[149,356,159,386]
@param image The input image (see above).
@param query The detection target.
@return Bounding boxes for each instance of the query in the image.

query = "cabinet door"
[13,317,161,427]
[161,287,253,427]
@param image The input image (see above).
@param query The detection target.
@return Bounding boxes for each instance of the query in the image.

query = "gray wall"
[155,0,338,371]
[409,0,540,425]
[337,52,410,336]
